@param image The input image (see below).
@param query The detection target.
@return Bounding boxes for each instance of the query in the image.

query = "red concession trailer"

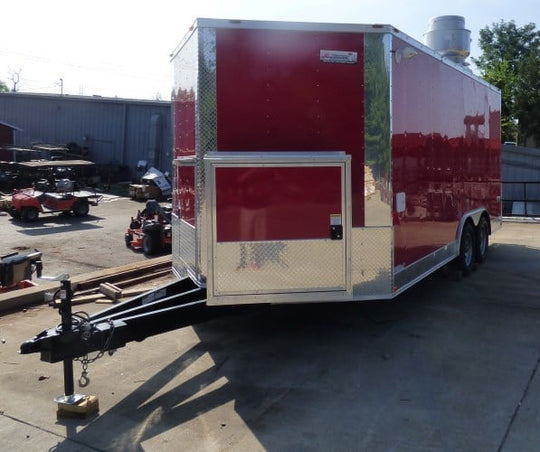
[20,18,502,399]
[171,18,501,305]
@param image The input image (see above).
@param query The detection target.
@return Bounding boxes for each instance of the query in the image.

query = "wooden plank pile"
[0,255,173,313]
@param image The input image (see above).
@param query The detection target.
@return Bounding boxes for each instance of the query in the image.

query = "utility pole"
[59,78,64,95]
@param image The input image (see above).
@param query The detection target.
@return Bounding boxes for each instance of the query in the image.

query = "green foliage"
[473,20,540,145]
[0,80,8,93]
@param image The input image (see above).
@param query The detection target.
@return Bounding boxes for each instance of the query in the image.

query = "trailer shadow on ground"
[47,241,540,451]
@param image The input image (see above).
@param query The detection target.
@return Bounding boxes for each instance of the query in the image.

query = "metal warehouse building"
[0,92,172,179]
[501,143,540,216]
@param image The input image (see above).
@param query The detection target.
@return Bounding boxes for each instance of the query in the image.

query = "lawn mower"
[125,200,172,256]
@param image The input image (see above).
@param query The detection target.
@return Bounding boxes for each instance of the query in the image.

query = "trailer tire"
[142,232,160,256]
[456,222,476,276]
[21,207,39,222]
[475,216,490,263]
[73,201,89,217]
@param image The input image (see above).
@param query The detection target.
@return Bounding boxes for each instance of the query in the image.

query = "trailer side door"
[206,152,351,305]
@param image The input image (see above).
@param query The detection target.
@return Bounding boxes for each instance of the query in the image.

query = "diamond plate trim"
[195,26,217,281]
[172,26,199,280]
[351,227,393,297]
[213,240,346,296]
[172,25,216,283]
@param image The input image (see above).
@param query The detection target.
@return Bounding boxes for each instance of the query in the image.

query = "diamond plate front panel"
[351,227,393,297]
[212,240,346,297]
[177,216,198,280]
[171,215,184,277]
[172,25,217,283]
[195,26,217,281]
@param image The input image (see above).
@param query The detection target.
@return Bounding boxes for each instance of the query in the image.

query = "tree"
[8,67,22,92]
[0,80,8,93]
[473,20,540,145]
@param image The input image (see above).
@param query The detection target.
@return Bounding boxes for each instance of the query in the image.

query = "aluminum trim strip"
[204,151,350,164]
[195,18,396,34]
[394,241,458,294]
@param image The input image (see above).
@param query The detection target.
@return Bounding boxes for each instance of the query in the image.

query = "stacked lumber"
[0,256,173,313]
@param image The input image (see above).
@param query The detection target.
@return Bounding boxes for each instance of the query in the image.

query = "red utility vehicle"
[10,186,101,222]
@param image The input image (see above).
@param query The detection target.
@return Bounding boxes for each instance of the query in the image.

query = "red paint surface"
[215,166,342,242]
[172,89,195,158]
[215,28,365,226]
[176,164,195,225]
[391,38,501,267]
[172,88,196,225]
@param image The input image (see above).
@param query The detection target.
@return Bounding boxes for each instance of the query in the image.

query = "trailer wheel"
[73,201,89,217]
[142,232,160,256]
[456,222,476,276]
[475,217,490,263]
[21,207,39,222]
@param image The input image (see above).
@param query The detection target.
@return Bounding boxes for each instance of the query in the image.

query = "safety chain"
[74,318,116,387]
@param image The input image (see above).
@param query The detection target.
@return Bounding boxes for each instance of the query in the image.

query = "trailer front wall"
[173,22,396,299]
[209,27,399,301]
[391,37,501,274]
[215,28,366,227]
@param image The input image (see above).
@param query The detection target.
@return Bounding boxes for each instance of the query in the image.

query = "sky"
[1,0,538,100]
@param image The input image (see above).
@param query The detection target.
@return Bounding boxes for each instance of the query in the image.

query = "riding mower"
[125,200,172,256]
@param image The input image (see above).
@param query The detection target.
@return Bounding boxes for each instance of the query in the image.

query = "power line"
[0,49,171,82]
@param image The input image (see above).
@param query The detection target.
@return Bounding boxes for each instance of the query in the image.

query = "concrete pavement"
[0,221,539,451]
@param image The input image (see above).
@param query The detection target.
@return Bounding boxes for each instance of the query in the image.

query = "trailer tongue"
[19,277,246,363]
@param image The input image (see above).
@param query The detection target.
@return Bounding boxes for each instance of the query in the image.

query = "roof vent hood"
[423,15,471,65]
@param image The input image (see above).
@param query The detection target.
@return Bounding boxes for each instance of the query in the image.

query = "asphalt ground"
[0,216,539,451]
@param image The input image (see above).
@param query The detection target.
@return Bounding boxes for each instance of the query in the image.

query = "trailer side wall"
[391,36,501,276]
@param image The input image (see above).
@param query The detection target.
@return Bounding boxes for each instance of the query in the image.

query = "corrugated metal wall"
[0,93,172,179]
[502,144,540,216]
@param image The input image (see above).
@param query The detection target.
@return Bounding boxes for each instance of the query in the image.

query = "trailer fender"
[455,208,489,242]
